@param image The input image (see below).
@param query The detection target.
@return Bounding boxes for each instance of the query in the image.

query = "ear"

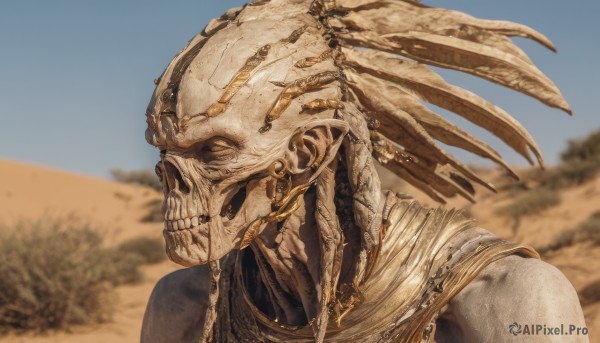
[286,119,349,175]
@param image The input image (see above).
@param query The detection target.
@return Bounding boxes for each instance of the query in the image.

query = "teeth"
[167,198,175,220]
[165,216,210,232]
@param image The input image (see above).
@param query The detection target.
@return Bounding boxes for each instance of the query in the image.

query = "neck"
[251,190,322,326]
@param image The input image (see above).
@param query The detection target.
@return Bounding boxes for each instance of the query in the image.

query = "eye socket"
[198,137,238,162]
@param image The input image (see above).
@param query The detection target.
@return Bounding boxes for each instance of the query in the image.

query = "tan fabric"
[212,199,538,342]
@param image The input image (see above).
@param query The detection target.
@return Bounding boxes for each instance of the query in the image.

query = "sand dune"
[0,159,163,245]
[0,159,180,342]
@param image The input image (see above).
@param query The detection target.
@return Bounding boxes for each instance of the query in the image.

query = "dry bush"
[117,237,166,264]
[536,230,577,256]
[537,211,600,255]
[561,129,600,163]
[502,128,600,196]
[579,279,600,306]
[577,212,600,243]
[0,218,143,333]
[540,159,600,190]
[110,168,162,192]
[541,128,600,189]
[497,187,560,218]
[141,199,163,223]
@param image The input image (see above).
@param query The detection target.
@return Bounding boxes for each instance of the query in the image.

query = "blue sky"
[1,1,599,178]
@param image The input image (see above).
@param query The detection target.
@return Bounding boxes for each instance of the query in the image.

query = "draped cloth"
[212,199,539,342]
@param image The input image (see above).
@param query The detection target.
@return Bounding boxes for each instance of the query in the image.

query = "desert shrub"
[561,129,600,163]
[537,211,600,255]
[141,199,163,223]
[579,279,600,306]
[536,230,577,255]
[540,128,600,189]
[0,218,143,333]
[576,211,600,245]
[497,187,560,218]
[110,168,162,192]
[117,237,166,264]
[540,159,600,190]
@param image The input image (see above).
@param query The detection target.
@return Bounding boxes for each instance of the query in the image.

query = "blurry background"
[0,1,598,342]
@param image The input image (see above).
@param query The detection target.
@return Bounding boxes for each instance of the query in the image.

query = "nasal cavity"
[163,161,190,194]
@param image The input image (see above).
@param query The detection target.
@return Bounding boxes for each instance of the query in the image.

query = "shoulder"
[437,255,588,342]
[141,265,210,343]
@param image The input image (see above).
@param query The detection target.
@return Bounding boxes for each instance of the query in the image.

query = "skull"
[145,9,347,266]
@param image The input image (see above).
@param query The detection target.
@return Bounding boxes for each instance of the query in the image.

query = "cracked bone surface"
[146,2,341,266]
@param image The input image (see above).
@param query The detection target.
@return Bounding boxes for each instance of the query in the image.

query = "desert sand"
[0,159,181,342]
[0,159,598,341]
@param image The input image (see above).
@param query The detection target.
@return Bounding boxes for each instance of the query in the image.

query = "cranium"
[146,5,348,266]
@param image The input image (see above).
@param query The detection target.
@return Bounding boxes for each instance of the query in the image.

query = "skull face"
[145,13,343,266]
[154,133,282,266]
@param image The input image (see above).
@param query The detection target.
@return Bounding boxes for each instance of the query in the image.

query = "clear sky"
[1,1,599,178]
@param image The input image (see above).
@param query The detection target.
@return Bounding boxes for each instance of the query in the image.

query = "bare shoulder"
[141,265,210,343]
[436,255,589,343]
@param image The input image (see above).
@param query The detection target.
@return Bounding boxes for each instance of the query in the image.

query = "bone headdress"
[145,0,570,341]
[147,0,570,207]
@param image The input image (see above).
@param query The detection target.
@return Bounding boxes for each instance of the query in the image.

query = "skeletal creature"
[142,1,588,342]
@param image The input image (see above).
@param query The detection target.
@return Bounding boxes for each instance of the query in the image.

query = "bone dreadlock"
[148,0,569,341]
[298,2,567,339]
[313,0,570,202]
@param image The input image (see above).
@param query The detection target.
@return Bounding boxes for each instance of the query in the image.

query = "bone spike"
[373,145,447,204]
[346,68,496,193]
[480,20,556,52]
[343,48,544,167]
[347,69,518,178]
[337,1,556,51]
[341,6,534,64]
[341,30,571,115]
[388,164,448,204]
[372,132,477,202]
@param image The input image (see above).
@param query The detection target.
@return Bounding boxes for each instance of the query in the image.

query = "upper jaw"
[161,186,253,266]
[164,215,210,231]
